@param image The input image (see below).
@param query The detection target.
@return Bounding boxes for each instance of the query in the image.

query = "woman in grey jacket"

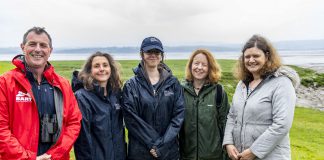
[223,35,300,160]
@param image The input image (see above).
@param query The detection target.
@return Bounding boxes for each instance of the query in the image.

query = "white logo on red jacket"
[16,91,32,102]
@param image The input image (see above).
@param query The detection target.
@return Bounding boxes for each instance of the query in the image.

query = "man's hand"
[226,144,240,160]
[36,153,51,160]
[238,149,256,160]
[150,148,158,158]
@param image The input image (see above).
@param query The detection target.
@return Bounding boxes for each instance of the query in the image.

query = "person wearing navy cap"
[122,36,185,160]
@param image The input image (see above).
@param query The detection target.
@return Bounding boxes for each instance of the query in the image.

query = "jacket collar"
[242,66,300,91]
[71,70,83,92]
[183,80,217,96]
[71,70,114,100]
[12,54,55,85]
[133,61,172,79]
[133,61,173,90]
[92,83,112,101]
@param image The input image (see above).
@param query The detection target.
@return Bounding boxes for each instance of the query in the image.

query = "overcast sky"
[1,0,324,48]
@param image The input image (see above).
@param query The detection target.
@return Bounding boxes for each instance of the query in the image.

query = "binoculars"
[40,114,58,143]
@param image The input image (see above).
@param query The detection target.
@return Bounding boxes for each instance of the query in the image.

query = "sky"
[1,0,324,48]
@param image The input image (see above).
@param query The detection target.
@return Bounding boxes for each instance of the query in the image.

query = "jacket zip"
[37,83,42,115]
[152,79,168,130]
[108,99,115,159]
[153,91,158,131]
[152,86,160,133]
[240,100,247,151]
[239,79,267,151]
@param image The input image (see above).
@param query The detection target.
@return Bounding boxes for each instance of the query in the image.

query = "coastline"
[300,64,324,73]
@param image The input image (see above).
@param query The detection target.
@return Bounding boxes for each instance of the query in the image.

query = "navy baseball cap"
[140,36,164,53]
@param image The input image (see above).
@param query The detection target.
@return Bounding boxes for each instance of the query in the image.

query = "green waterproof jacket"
[180,81,230,160]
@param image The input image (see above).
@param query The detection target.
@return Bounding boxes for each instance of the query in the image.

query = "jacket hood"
[71,70,84,92]
[12,54,26,71]
[72,70,116,100]
[273,66,300,89]
[133,61,172,83]
[12,54,53,72]
[12,54,56,85]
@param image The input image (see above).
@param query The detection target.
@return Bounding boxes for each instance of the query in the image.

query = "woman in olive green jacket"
[179,49,230,160]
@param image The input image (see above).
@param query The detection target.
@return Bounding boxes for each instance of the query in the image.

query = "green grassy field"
[1,59,323,160]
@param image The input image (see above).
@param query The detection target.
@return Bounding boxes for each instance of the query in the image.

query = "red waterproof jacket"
[0,55,82,160]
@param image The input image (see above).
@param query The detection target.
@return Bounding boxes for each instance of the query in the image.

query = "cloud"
[0,0,324,47]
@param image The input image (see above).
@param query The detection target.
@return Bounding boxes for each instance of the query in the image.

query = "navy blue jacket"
[72,71,126,160]
[26,70,56,155]
[122,62,185,160]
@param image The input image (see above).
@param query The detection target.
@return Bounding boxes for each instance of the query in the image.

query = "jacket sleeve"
[0,77,36,159]
[73,92,93,160]
[122,81,160,150]
[218,88,231,143]
[249,77,296,158]
[46,82,82,160]
[153,81,185,158]
[222,82,241,147]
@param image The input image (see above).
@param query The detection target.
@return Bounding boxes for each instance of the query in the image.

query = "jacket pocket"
[251,123,270,141]
[244,123,269,148]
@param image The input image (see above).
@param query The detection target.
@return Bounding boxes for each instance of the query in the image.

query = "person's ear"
[265,52,270,60]
[20,43,25,51]
[140,51,144,58]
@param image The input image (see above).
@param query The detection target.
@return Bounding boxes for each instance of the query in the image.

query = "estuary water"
[1,50,324,67]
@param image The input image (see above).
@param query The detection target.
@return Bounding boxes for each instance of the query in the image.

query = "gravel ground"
[296,85,324,111]
[296,65,324,111]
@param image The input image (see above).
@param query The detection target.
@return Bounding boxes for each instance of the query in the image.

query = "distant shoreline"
[1,50,324,67]
[300,64,324,73]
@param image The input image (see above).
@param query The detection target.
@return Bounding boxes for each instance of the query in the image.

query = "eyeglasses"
[144,49,162,55]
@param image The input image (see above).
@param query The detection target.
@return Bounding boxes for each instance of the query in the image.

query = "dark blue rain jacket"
[122,62,185,160]
[72,71,126,160]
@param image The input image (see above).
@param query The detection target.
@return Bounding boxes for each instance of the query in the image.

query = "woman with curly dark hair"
[72,52,126,160]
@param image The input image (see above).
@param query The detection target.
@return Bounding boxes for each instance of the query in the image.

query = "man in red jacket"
[0,27,82,160]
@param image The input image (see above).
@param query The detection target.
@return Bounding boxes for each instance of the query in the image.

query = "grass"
[0,61,14,74]
[290,107,324,160]
[1,60,323,159]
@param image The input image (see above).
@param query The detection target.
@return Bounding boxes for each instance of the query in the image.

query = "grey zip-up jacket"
[223,66,300,160]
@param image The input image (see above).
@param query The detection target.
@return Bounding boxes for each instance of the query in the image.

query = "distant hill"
[274,39,324,51]
[1,39,323,54]
[0,47,21,54]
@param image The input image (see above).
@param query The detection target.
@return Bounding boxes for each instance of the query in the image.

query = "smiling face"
[191,53,209,81]
[21,31,52,69]
[91,56,111,87]
[142,49,162,68]
[244,47,267,77]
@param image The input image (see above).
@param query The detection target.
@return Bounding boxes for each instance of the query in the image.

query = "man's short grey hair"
[22,27,53,48]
